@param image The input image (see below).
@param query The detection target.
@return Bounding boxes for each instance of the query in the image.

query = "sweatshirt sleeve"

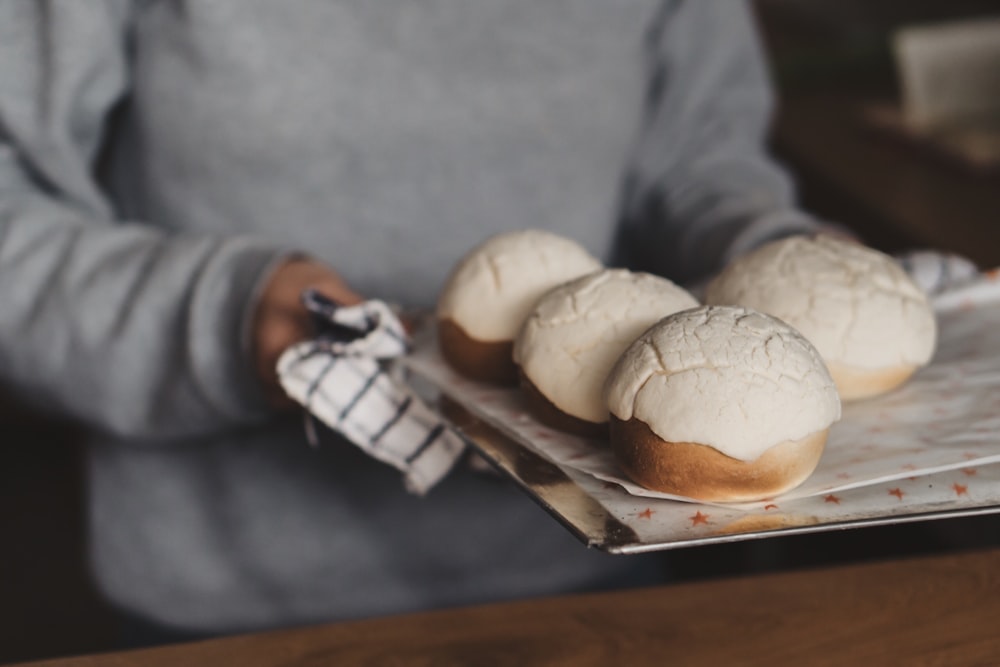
[614,0,821,285]
[0,1,290,439]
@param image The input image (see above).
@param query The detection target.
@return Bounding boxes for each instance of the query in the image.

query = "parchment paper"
[404,271,1000,511]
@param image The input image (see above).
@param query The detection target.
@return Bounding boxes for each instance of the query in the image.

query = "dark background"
[3,1,999,663]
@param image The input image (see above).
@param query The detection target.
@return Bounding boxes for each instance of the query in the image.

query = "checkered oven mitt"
[896,250,980,296]
[276,290,466,495]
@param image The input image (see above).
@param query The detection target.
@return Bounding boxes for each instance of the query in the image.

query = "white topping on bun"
[514,269,698,424]
[437,229,602,342]
[606,306,841,461]
[705,235,936,372]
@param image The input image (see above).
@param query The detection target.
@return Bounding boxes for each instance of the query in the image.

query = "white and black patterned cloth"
[277,290,466,495]
[896,250,980,296]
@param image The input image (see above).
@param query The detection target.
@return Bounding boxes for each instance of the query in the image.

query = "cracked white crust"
[436,230,602,342]
[705,235,937,371]
[513,269,698,424]
[606,306,841,461]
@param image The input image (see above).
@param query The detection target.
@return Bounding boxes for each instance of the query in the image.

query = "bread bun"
[605,306,841,502]
[513,269,698,433]
[518,369,608,439]
[436,230,601,384]
[705,235,936,400]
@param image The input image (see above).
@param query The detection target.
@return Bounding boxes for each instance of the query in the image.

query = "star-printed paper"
[402,270,1000,541]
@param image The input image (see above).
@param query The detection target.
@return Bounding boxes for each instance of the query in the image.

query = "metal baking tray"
[402,277,1000,553]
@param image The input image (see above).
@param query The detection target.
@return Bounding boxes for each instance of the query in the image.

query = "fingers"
[252,258,365,407]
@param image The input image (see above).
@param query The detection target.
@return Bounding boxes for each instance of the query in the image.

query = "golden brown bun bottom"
[825,361,918,401]
[610,416,828,503]
[518,370,608,440]
[437,318,518,385]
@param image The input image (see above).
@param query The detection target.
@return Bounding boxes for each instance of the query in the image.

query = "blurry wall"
[756,0,1000,266]
[0,398,116,663]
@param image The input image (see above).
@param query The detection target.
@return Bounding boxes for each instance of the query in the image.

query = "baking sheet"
[402,271,1000,552]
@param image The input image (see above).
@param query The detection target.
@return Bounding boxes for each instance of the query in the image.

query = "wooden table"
[14,547,1000,667]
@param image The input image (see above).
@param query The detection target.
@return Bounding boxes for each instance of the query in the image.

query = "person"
[0,0,825,642]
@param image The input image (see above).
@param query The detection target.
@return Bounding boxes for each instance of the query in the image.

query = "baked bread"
[605,306,841,502]
[513,269,698,436]
[705,235,936,400]
[436,229,601,384]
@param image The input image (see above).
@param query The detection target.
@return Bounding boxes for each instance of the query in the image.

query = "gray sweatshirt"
[0,0,818,633]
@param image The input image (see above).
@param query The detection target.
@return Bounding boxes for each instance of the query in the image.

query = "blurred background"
[2,1,999,663]
[759,0,1000,266]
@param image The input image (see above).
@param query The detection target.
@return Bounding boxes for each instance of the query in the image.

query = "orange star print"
[689,511,709,526]
[888,488,905,500]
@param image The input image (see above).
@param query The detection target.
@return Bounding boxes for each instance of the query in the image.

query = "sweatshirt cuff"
[721,210,825,266]
[188,238,296,424]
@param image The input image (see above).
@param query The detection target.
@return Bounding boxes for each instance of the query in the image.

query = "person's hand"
[252,258,363,407]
